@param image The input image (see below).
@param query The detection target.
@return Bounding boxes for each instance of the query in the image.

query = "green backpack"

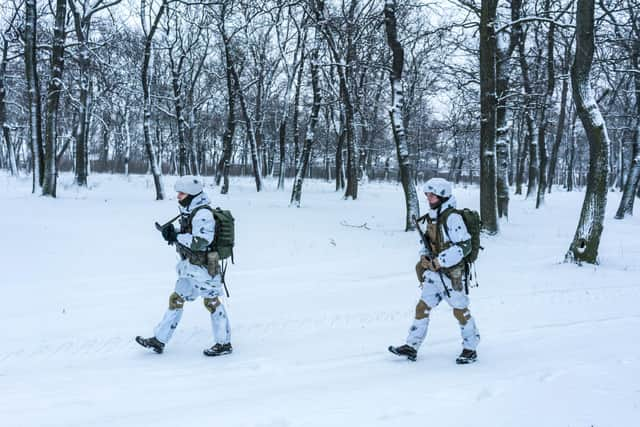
[189,206,235,261]
[442,207,482,264]
[210,208,235,262]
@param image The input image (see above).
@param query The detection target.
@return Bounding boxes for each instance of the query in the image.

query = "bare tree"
[565,0,611,264]
[41,0,68,197]
[290,27,321,207]
[24,0,43,192]
[0,3,19,176]
[384,0,419,231]
[140,0,167,200]
[479,0,499,234]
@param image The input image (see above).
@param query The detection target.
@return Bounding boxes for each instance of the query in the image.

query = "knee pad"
[203,297,220,313]
[453,308,471,325]
[415,300,431,320]
[169,292,185,310]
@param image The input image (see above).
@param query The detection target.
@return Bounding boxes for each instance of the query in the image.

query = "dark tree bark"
[495,0,520,218]
[335,113,346,191]
[291,43,305,174]
[548,42,572,193]
[384,0,419,231]
[215,15,237,194]
[514,107,527,194]
[565,0,611,264]
[615,42,640,218]
[536,5,556,208]
[515,17,538,200]
[313,0,358,199]
[168,46,189,176]
[25,0,44,192]
[0,31,17,176]
[42,0,68,197]
[479,0,499,234]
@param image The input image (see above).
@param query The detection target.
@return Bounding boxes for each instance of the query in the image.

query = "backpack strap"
[187,205,215,250]
[438,206,457,242]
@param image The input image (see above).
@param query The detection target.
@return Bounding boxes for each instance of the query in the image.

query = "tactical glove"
[162,224,178,244]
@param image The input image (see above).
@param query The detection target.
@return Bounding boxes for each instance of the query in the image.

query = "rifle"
[412,214,450,297]
[155,214,181,237]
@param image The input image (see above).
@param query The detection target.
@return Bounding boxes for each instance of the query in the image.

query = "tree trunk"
[565,0,611,264]
[0,36,17,175]
[169,51,188,176]
[124,107,131,176]
[536,5,556,207]
[230,65,263,192]
[514,108,526,194]
[515,19,539,199]
[495,31,512,218]
[25,0,44,192]
[140,0,166,200]
[42,0,67,197]
[291,53,305,168]
[548,60,569,193]
[614,44,640,218]
[335,116,346,191]
[384,0,419,230]
[479,0,499,234]
[290,39,321,207]
[215,26,237,195]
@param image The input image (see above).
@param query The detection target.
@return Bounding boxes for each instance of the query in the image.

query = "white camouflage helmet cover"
[174,175,204,195]
[423,177,452,198]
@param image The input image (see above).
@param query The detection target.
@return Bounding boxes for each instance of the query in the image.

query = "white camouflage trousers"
[154,260,231,345]
[406,269,480,351]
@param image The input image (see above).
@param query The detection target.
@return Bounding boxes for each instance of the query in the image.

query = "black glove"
[161,224,178,245]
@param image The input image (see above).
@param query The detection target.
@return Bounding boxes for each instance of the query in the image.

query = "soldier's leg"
[204,297,231,345]
[153,278,196,344]
[448,291,480,351]
[406,271,443,349]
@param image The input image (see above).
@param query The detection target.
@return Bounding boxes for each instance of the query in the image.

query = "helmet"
[174,175,204,195]
[423,177,452,199]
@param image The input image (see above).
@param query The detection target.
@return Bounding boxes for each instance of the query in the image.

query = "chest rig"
[424,208,465,290]
[176,206,213,266]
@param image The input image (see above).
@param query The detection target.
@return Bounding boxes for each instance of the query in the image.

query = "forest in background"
[1,0,639,263]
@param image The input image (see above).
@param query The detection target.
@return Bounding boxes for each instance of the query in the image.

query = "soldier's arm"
[177,209,216,251]
[436,213,471,268]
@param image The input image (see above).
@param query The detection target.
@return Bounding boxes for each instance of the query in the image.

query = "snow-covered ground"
[1,173,639,427]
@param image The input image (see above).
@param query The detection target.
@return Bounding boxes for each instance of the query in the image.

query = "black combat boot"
[135,336,165,354]
[455,348,477,364]
[203,343,233,357]
[388,344,418,361]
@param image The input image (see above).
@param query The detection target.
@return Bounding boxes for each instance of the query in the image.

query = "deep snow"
[0,173,638,427]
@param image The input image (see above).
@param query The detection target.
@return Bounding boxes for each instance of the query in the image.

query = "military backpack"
[441,207,482,264]
[187,206,235,261]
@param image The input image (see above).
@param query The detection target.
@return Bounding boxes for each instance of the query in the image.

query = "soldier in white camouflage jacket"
[136,176,232,357]
[389,178,480,364]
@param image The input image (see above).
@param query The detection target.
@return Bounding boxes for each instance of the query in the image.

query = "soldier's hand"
[161,224,178,245]
[421,255,441,272]
[420,255,431,269]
